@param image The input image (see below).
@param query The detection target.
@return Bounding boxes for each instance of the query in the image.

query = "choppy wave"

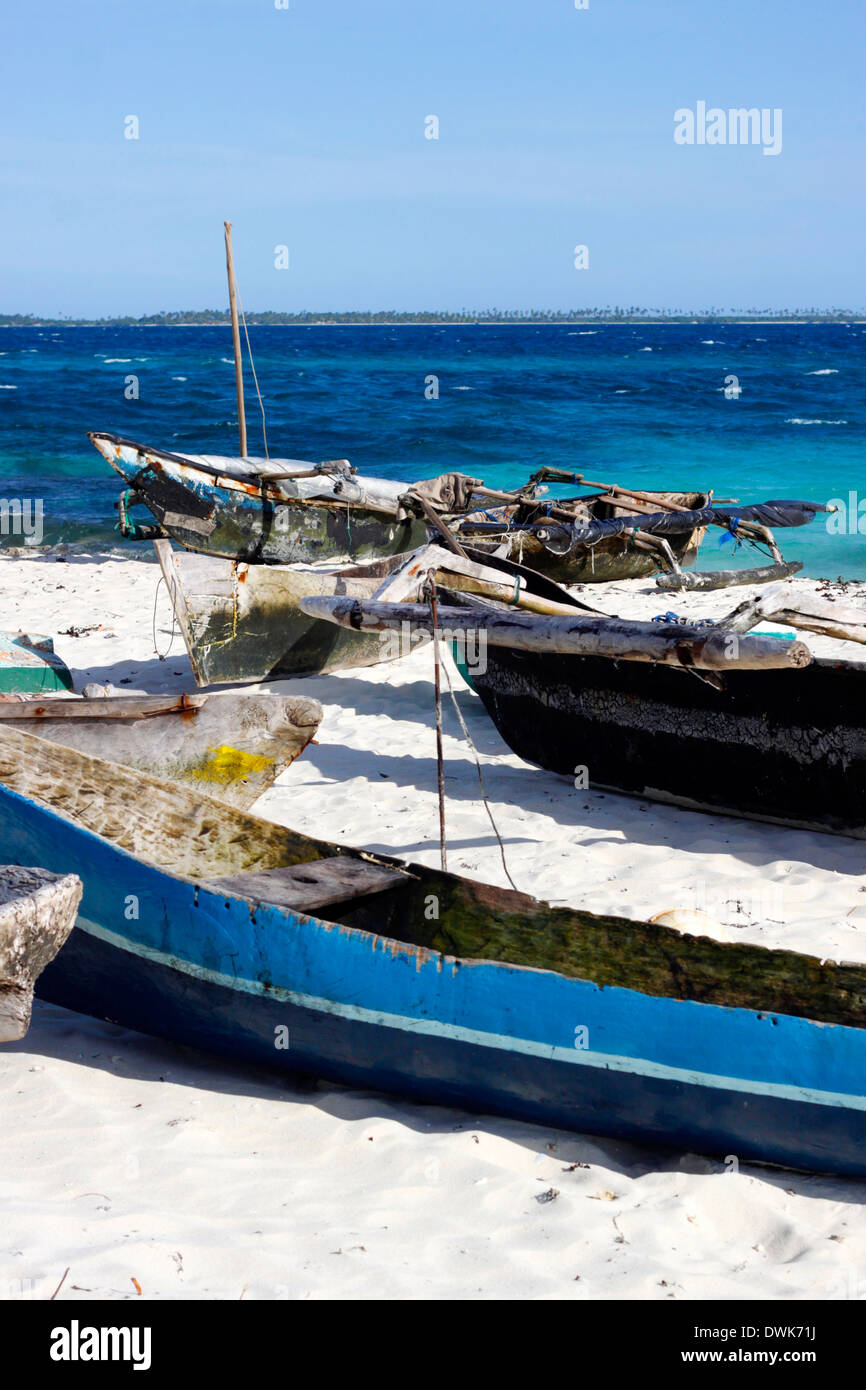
[1,321,864,575]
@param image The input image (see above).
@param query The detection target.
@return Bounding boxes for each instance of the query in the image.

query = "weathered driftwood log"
[0,867,82,1040]
[299,596,813,670]
[656,561,802,592]
[719,581,795,633]
[721,583,866,644]
[771,606,866,645]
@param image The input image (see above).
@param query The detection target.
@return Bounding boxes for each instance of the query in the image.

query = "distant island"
[1,308,863,327]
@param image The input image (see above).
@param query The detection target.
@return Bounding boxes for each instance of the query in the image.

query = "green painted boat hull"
[451,643,475,691]
[0,634,73,694]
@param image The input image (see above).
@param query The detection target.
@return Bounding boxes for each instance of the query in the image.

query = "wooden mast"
[224,221,248,457]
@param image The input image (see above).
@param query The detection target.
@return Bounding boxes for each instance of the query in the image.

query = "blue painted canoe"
[3,725,866,1176]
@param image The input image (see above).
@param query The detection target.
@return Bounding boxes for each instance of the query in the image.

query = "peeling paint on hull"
[97,434,426,564]
[136,463,424,563]
[38,922,866,1176]
[0,692,322,809]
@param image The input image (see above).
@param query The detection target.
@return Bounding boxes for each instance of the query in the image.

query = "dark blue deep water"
[1,322,864,575]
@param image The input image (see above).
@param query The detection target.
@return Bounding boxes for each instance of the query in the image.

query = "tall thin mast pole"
[224,221,247,457]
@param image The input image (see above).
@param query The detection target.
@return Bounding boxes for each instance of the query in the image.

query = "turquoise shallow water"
[0,322,863,576]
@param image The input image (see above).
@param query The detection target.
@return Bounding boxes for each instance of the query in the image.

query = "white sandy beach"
[2,551,866,1301]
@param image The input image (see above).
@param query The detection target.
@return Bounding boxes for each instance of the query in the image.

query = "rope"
[236,286,270,460]
[152,573,178,660]
[439,644,520,894]
[652,610,715,628]
[424,570,520,893]
[424,574,448,871]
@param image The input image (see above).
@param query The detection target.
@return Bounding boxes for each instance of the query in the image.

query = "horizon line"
[2,308,865,328]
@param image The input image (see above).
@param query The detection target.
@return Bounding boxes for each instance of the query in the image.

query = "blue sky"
[2,0,864,314]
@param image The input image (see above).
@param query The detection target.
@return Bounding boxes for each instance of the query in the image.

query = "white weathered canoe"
[0,692,323,809]
[155,540,426,685]
[92,432,429,564]
[0,866,82,1040]
[92,433,411,512]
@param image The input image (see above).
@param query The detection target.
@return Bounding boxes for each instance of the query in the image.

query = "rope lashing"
[652,611,716,628]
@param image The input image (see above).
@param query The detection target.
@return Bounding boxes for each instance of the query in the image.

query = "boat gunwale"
[91,430,413,517]
[91,430,320,489]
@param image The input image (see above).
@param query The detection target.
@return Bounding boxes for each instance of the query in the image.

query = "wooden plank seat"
[206,856,409,915]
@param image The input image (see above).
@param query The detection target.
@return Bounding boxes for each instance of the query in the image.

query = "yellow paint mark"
[189,744,274,786]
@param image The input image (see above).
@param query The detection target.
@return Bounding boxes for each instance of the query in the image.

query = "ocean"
[0,321,863,577]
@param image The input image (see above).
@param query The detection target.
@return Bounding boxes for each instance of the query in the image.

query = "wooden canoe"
[155,534,587,686]
[155,540,429,685]
[92,432,428,564]
[454,489,710,582]
[304,544,866,837]
[0,632,73,694]
[0,692,322,809]
[0,865,81,1040]
[459,612,866,838]
[454,489,829,585]
[5,725,866,1175]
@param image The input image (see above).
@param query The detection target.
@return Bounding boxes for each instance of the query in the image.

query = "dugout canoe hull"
[3,727,866,1174]
[0,633,73,695]
[92,432,427,564]
[155,541,425,685]
[468,643,866,837]
[455,490,710,583]
[0,692,322,809]
[0,865,82,1040]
